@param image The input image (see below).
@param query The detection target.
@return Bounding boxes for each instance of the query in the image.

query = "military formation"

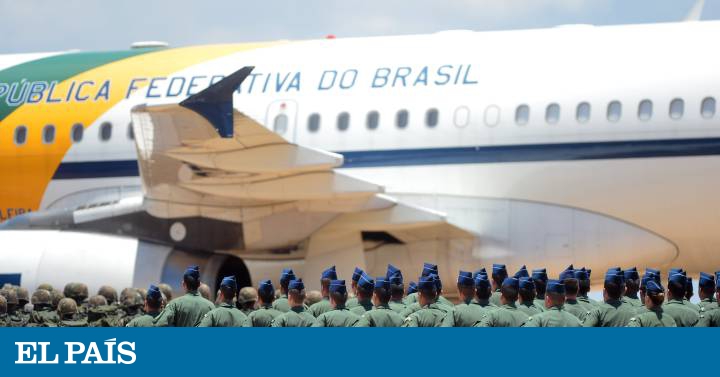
[1,262,719,327]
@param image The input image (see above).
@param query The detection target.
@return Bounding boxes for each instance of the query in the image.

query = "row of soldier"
[1,262,719,327]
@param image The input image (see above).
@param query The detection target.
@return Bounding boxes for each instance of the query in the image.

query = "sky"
[0,0,718,53]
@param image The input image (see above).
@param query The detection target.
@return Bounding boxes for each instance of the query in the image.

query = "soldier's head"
[406,281,418,297]
[145,285,163,312]
[518,277,536,302]
[417,276,438,306]
[698,272,715,300]
[97,285,118,304]
[319,266,337,298]
[31,289,52,308]
[182,265,201,293]
[122,289,144,309]
[371,278,390,306]
[644,280,665,308]
[474,274,491,300]
[500,278,519,305]
[63,282,88,305]
[545,280,566,308]
[563,278,579,299]
[388,272,404,301]
[684,277,694,301]
[16,287,29,307]
[456,271,475,301]
[158,283,173,303]
[0,287,19,312]
[305,290,322,307]
[50,289,64,310]
[667,273,687,300]
[351,267,364,295]
[198,283,212,301]
[491,264,508,291]
[329,280,349,308]
[0,295,6,315]
[214,276,234,304]
[237,286,257,310]
[279,268,296,294]
[356,273,375,300]
[136,288,147,301]
[87,295,108,309]
[57,298,78,319]
[603,272,625,301]
[37,283,54,292]
[257,280,275,306]
[624,268,640,296]
[287,279,306,307]
[532,268,548,297]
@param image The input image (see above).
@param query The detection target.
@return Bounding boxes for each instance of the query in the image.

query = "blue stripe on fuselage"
[51,137,720,180]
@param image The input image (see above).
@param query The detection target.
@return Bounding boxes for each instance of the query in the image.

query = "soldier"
[697,272,717,312]
[476,277,528,327]
[489,264,508,306]
[154,265,215,327]
[273,268,296,312]
[271,279,317,327]
[663,272,700,327]
[16,287,30,311]
[531,268,548,311]
[695,273,720,327]
[63,282,89,314]
[622,267,642,309]
[117,289,145,326]
[575,267,597,309]
[313,280,360,327]
[582,270,637,327]
[245,280,282,327]
[28,289,59,326]
[517,277,543,317]
[199,276,247,327]
[346,267,364,308]
[37,283,53,292]
[402,275,447,327]
[350,272,376,315]
[627,280,676,327]
[237,287,258,316]
[305,290,323,307]
[158,283,173,304]
[559,266,584,319]
[523,280,582,327]
[50,289,64,311]
[388,271,406,314]
[442,271,489,327]
[0,295,7,327]
[198,283,212,302]
[356,277,403,327]
[406,282,417,298]
[309,265,337,317]
[638,269,660,309]
[98,285,118,305]
[404,263,437,306]
[432,273,454,308]
[125,285,163,327]
[56,298,88,327]
[0,288,26,327]
[86,295,115,327]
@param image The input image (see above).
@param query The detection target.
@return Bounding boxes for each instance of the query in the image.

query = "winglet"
[684,0,705,21]
[180,66,255,138]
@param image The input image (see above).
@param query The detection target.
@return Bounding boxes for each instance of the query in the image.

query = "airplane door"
[265,100,299,142]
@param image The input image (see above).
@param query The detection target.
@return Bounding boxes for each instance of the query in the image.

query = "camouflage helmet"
[97,285,118,304]
[63,282,88,303]
[16,287,29,305]
[198,283,212,301]
[0,295,6,314]
[136,287,147,300]
[57,297,78,317]
[122,290,143,308]
[158,283,173,302]
[88,295,108,308]
[37,283,54,292]
[1,283,13,290]
[237,287,258,304]
[120,287,135,301]
[0,288,18,306]
[305,290,323,307]
[50,289,65,309]
[31,289,52,306]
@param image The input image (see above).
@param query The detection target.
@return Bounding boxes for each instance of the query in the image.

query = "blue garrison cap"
[546,279,565,295]
[646,280,664,295]
[407,281,418,295]
[329,280,347,295]
[288,279,304,290]
[147,284,162,301]
[606,267,621,274]
[699,272,715,290]
[220,275,237,290]
[605,272,624,286]
[669,268,684,276]
[641,272,657,289]
[417,275,437,291]
[474,273,490,289]
[357,272,374,291]
[559,265,575,281]
[574,268,589,281]
[386,264,401,280]
[624,267,639,280]
[532,268,548,282]
[473,268,487,279]
[586,269,592,279]
[374,277,389,290]
[352,267,364,282]
[280,268,296,285]
[458,271,474,287]
[502,277,519,289]
[492,264,508,278]
[668,273,687,286]
[519,277,535,290]
[388,271,403,285]
[321,266,337,280]
[429,273,442,290]
[258,279,274,296]
[422,262,439,277]
[514,265,529,279]
[184,265,200,280]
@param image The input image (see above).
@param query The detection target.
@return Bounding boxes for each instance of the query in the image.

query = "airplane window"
[308,113,320,132]
[366,111,379,130]
[100,122,113,141]
[127,122,135,140]
[425,108,439,128]
[14,125,27,146]
[337,112,350,131]
[42,124,55,144]
[545,103,560,124]
[515,105,529,126]
[396,109,409,129]
[454,106,470,128]
[273,114,288,134]
[484,105,500,127]
[669,98,684,120]
[701,97,716,119]
[638,99,653,121]
[607,101,622,122]
[71,123,84,143]
[576,102,591,123]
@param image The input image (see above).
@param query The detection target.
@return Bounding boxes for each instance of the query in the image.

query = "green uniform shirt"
[522,306,582,327]
[349,298,374,316]
[663,299,700,327]
[244,305,282,327]
[29,307,59,326]
[626,307,677,327]
[442,299,493,327]
[271,306,317,327]
[355,304,403,327]
[475,303,528,327]
[272,294,291,312]
[564,299,589,320]
[401,303,447,327]
[309,298,332,317]
[388,299,406,314]
[490,290,502,306]
[697,298,718,313]
[312,306,361,327]
[437,295,454,307]
[577,295,599,309]
[0,314,9,327]
[683,299,700,312]
[126,312,160,327]
[582,298,636,327]
[533,295,546,312]
[695,307,720,327]
[517,300,543,317]
[622,295,642,309]
[198,303,248,327]
[345,296,359,308]
[5,310,27,327]
[400,300,453,319]
[58,318,88,327]
[154,291,215,327]
[402,292,417,306]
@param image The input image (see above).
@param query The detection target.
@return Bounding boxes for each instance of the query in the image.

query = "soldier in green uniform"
[475,277,528,327]
[313,280,361,327]
[350,272,376,315]
[573,268,595,310]
[490,264,508,306]
[638,269,659,309]
[697,272,717,312]
[442,271,490,326]
[627,280,676,327]
[356,277,403,327]
[583,269,638,327]
[86,295,113,327]
[199,276,247,327]
[346,267,364,308]
[0,287,26,327]
[237,287,258,316]
[559,267,586,319]
[271,279,317,327]
[273,268,296,313]
[116,289,145,326]
[517,277,543,317]
[63,282,89,317]
[155,265,215,327]
[27,289,59,326]
[16,287,30,321]
[98,285,118,305]
[622,267,642,309]
[388,270,406,314]
[125,285,163,327]
[56,298,88,327]
[532,268,548,311]
[663,272,700,327]
[696,273,720,326]
[309,265,337,317]
[158,283,173,305]
[405,281,417,303]
[245,280,282,327]
[402,275,447,327]
[523,280,582,327]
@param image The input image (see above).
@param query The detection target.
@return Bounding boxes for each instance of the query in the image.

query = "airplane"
[0,18,718,296]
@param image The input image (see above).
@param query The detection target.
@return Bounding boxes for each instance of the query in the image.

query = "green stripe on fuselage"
[0,49,158,121]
